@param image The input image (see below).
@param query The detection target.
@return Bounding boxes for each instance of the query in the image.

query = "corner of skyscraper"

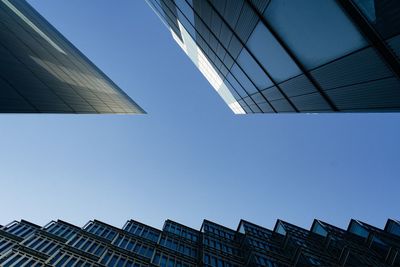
[147,0,400,114]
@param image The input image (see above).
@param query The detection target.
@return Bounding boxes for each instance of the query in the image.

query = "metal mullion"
[16,227,32,238]
[2,253,21,266]
[336,0,400,80]
[206,0,299,112]
[5,223,20,234]
[158,0,275,112]
[181,0,276,112]
[245,0,338,111]
[35,238,49,252]
[217,1,246,65]
[20,258,35,267]
[12,225,27,236]
[150,0,249,111]
[54,226,66,237]
[62,256,77,267]
[41,239,55,254]
[25,236,41,249]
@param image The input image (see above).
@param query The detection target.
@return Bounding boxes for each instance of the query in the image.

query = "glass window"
[386,220,400,236]
[311,221,328,237]
[348,221,369,238]
[237,48,274,89]
[230,64,258,94]
[264,0,367,69]
[247,22,301,82]
[225,74,248,98]
[275,222,286,236]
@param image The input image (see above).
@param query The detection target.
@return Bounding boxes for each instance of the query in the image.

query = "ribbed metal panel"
[325,77,400,110]
[234,2,260,44]
[214,0,244,30]
[269,99,295,112]
[311,48,393,90]
[290,93,332,112]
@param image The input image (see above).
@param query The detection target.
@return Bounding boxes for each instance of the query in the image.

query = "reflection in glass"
[247,22,301,82]
[264,0,367,69]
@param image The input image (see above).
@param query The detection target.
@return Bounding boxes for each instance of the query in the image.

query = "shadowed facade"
[0,218,399,266]
[0,0,144,114]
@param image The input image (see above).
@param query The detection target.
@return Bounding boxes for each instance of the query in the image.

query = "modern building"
[0,218,399,266]
[0,0,144,113]
[146,0,400,114]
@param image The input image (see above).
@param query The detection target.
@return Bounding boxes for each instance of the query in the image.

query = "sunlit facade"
[0,218,399,266]
[0,0,144,113]
[147,0,400,114]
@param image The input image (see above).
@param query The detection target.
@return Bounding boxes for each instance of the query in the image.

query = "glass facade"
[0,0,144,114]
[147,0,400,114]
[1,218,399,266]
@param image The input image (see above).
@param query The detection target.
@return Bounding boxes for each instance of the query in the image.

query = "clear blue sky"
[0,0,399,232]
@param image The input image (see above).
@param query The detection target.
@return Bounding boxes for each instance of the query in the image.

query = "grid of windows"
[84,221,117,241]
[112,233,155,259]
[159,235,197,258]
[48,250,98,267]
[67,233,107,257]
[0,218,399,266]
[2,221,39,238]
[0,249,45,267]
[22,233,62,256]
[44,221,78,241]
[99,249,148,267]
[148,0,400,113]
[152,250,196,267]
[0,237,17,254]
[202,222,235,240]
[163,221,198,242]
[203,253,241,267]
[123,221,161,243]
[203,236,240,257]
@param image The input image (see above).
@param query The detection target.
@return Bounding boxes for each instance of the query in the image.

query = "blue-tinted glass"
[230,64,258,94]
[264,0,367,69]
[247,22,301,82]
[225,74,248,98]
[236,48,273,90]
[349,221,369,238]
[387,220,400,236]
[311,222,328,237]
[275,223,286,236]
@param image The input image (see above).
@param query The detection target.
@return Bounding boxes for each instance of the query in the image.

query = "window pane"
[247,22,301,82]
[230,63,259,94]
[264,0,367,69]
[349,221,369,238]
[237,48,273,90]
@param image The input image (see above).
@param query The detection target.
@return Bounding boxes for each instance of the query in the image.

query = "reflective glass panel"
[236,48,273,90]
[264,0,367,69]
[247,22,301,82]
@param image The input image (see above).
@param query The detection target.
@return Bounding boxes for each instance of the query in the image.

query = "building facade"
[0,218,399,266]
[0,0,144,113]
[146,0,400,114]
